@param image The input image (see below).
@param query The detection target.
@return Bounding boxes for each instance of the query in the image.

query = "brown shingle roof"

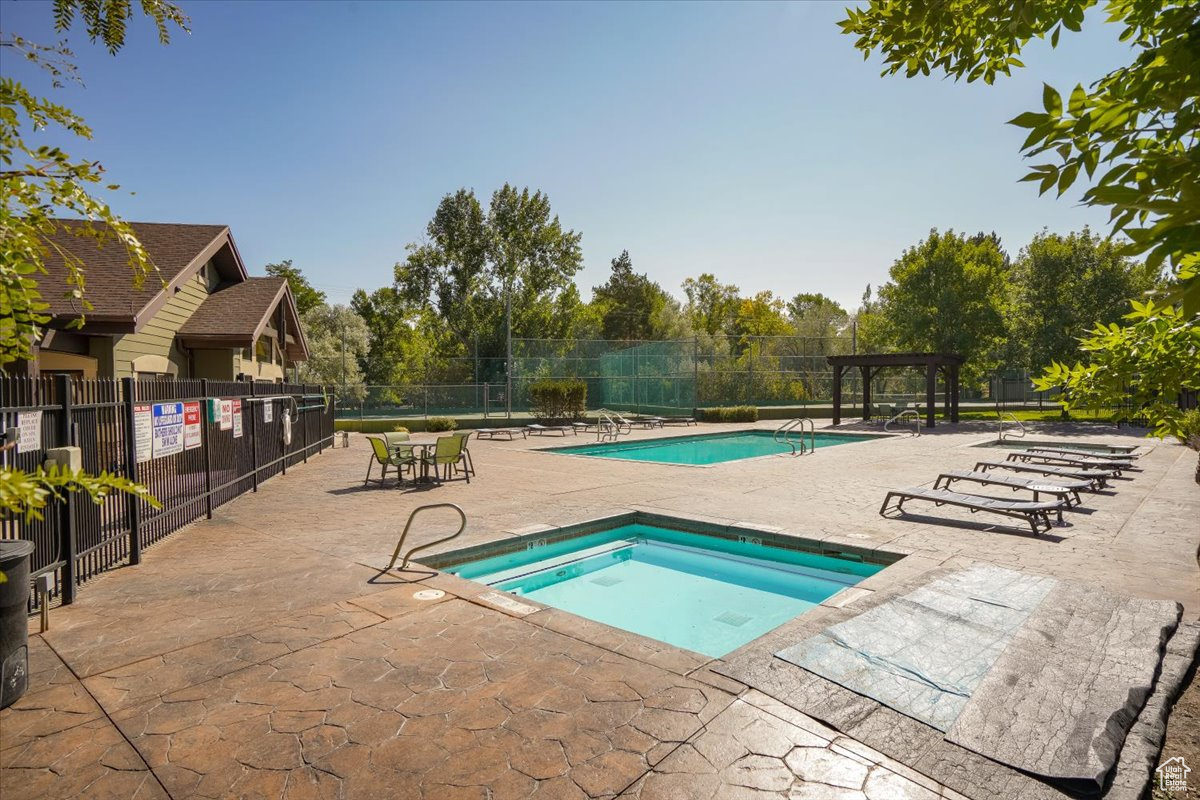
[37,219,236,322]
[178,277,309,359]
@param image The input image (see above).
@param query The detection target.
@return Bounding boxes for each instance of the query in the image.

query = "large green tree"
[1008,228,1160,372]
[297,303,368,392]
[788,292,849,345]
[396,185,584,375]
[592,250,673,341]
[1,0,183,523]
[839,0,1200,431]
[875,230,1011,383]
[266,260,326,316]
[682,273,740,336]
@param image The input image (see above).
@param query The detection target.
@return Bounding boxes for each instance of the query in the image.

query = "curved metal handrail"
[884,409,922,436]
[595,409,632,442]
[998,412,1026,441]
[774,418,816,454]
[384,503,467,571]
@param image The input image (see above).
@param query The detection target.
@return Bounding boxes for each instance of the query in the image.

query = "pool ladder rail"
[997,412,1027,441]
[596,409,632,442]
[774,418,815,455]
[884,409,923,437]
[384,503,467,572]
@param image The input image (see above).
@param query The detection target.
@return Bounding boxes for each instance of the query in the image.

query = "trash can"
[0,539,35,709]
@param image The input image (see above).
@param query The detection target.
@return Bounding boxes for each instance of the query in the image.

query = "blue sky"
[4,1,1133,311]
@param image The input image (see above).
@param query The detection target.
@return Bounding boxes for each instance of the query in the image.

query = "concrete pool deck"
[1,421,1197,799]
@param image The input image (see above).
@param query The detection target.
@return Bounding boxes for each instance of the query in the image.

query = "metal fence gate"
[1,375,335,607]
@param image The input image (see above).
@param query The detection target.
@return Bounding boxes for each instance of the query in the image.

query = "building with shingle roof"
[23,220,309,381]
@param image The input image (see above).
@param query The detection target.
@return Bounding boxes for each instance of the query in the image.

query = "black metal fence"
[1,375,334,607]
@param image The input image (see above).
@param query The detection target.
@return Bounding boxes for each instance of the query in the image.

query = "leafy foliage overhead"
[266,260,327,316]
[592,250,675,341]
[839,0,1199,316]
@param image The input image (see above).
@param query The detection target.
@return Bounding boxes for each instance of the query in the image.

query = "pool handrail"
[384,503,467,571]
[884,409,922,436]
[998,412,1026,440]
[774,418,815,454]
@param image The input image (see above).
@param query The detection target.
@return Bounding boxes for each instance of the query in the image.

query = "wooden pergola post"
[925,362,937,428]
[861,365,872,422]
[832,365,843,425]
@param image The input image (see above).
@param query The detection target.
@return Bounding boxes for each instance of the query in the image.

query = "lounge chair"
[662,416,696,426]
[422,435,470,483]
[880,486,1061,535]
[1006,451,1127,476]
[364,435,416,486]
[630,416,665,429]
[525,424,575,436]
[1024,447,1136,463]
[934,470,1088,522]
[974,460,1110,490]
[475,427,527,440]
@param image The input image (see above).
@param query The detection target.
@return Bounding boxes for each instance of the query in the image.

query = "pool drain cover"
[413,589,445,601]
[715,611,753,627]
[590,575,623,587]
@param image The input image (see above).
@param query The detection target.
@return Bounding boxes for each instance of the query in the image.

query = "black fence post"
[55,374,77,605]
[249,382,259,492]
[121,377,141,566]
[301,392,309,464]
[201,379,213,519]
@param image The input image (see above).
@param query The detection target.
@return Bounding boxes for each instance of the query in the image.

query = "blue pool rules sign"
[151,402,185,458]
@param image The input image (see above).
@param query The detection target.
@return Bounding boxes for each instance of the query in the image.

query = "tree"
[731,291,791,342]
[839,0,1200,431]
[682,273,740,336]
[1008,228,1160,372]
[265,260,326,316]
[875,230,1010,383]
[1,1,184,525]
[592,250,673,341]
[396,185,584,375]
[1035,300,1199,439]
[788,292,849,344]
[297,303,368,392]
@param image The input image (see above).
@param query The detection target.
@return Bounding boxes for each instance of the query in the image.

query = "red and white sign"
[133,405,153,463]
[232,399,243,438]
[183,402,202,450]
[219,400,233,431]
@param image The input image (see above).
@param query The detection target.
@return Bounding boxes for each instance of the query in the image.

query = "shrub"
[426,417,458,432]
[529,379,587,421]
[695,405,758,423]
[392,425,410,434]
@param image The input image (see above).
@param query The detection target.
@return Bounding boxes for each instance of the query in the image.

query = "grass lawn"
[955,408,1118,423]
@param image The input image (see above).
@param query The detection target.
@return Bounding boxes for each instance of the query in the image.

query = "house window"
[137,372,169,381]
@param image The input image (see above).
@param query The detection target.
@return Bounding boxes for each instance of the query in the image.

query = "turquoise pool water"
[449,523,881,657]
[546,430,881,465]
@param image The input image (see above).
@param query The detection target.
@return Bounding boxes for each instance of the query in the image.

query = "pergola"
[826,352,964,428]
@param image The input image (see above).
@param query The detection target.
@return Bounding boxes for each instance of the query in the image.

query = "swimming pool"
[442,521,885,657]
[545,430,883,465]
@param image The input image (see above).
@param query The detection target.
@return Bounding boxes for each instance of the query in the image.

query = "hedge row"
[695,405,759,423]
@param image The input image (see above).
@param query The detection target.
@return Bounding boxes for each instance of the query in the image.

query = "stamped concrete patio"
[2,421,1197,799]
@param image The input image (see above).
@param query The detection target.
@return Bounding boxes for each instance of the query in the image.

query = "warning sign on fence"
[17,410,42,453]
[219,400,233,431]
[232,399,243,438]
[263,400,273,423]
[152,402,185,458]
[134,405,153,463]
[183,402,202,450]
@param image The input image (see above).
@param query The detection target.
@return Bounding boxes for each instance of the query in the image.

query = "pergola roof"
[826,352,965,368]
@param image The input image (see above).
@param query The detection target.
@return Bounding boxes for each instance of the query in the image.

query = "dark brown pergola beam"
[827,352,965,428]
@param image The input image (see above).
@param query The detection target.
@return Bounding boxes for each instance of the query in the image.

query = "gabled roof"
[178,277,310,360]
[38,219,246,331]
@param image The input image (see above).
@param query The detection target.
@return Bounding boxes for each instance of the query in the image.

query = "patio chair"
[525,423,575,436]
[364,435,417,486]
[880,486,1061,536]
[475,427,527,440]
[423,435,470,483]
[450,430,475,477]
[933,470,1089,522]
[1006,451,1127,476]
[1024,447,1137,464]
[974,460,1110,490]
